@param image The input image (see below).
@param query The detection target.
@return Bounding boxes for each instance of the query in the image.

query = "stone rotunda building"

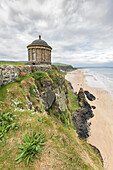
[27,35,52,65]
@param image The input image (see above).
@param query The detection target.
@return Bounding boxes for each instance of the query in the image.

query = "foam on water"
[83,68,113,96]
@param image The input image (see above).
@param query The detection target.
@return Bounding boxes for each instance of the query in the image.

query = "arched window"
[33,53,36,61]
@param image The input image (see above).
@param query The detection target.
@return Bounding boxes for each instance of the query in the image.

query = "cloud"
[0,0,113,67]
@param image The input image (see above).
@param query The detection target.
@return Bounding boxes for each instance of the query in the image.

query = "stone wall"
[0,65,52,87]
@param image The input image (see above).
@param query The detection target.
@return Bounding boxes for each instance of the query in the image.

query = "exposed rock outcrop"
[68,82,74,93]
[0,65,52,87]
[40,79,67,112]
[72,88,94,139]
[54,88,67,112]
[84,90,96,101]
[41,91,56,110]
[91,105,96,110]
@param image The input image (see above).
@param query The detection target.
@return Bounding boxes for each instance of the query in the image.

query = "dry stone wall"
[0,65,52,87]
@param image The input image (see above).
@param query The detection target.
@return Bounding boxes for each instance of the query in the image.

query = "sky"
[0,0,113,67]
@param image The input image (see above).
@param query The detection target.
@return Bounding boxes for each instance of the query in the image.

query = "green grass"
[48,68,63,87]
[48,69,59,77]
[16,131,46,165]
[0,82,27,110]
[0,61,26,65]
[52,63,71,66]
[66,81,80,112]
[17,71,53,83]
[30,85,36,97]
[31,71,50,80]
[0,82,17,102]
[0,112,19,143]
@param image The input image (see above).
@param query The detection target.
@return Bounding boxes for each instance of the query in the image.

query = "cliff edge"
[0,65,103,169]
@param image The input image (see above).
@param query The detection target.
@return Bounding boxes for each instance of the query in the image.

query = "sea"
[83,68,113,96]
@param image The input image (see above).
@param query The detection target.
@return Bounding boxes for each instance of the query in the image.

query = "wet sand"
[65,69,113,170]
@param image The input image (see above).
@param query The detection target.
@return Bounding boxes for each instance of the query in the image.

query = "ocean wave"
[83,68,113,96]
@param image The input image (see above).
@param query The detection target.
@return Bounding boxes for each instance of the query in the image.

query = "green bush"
[16,76,25,82]
[16,131,46,165]
[54,112,60,118]
[0,112,19,142]
[52,76,60,85]
[48,69,58,77]
[31,72,49,80]
[30,85,36,97]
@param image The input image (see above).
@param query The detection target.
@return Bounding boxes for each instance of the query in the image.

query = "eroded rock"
[54,88,67,113]
[73,88,94,139]
[91,105,96,109]
[41,91,56,110]
[84,90,96,101]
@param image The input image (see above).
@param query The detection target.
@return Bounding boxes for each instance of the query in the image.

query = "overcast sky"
[0,0,113,67]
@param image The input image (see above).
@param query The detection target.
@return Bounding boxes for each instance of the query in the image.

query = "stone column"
[39,49,42,63]
[28,49,30,61]
[45,49,46,62]
[50,50,51,64]
[30,49,33,61]
[42,49,45,62]
[43,49,45,63]
[47,50,50,64]
[47,50,49,63]
[37,48,40,63]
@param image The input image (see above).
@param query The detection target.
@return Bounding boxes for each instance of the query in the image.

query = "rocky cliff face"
[0,66,71,125]
[0,65,51,87]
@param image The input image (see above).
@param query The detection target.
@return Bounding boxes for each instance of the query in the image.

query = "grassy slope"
[66,81,80,112]
[0,111,103,170]
[0,69,103,170]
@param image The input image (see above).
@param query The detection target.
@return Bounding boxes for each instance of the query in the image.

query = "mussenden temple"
[27,35,52,65]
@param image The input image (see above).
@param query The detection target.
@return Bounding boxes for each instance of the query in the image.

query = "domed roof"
[27,35,52,49]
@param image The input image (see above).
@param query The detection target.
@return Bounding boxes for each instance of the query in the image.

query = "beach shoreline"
[65,69,113,170]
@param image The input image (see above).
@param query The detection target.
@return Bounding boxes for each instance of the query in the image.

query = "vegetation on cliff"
[0,66,103,169]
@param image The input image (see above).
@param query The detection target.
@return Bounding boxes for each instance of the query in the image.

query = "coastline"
[65,69,113,170]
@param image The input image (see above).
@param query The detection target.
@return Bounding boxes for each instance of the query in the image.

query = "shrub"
[52,76,60,85]
[30,85,36,97]
[0,112,19,142]
[54,112,60,118]
[16,76,25,82]
[31,72,49,80]
[19,71,26,77]
[48,69,58,77]
[16,131,46,165]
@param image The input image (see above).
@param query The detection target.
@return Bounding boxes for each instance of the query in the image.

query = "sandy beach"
[65,69,113,170]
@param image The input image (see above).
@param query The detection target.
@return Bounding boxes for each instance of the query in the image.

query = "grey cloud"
[0,0,113,66]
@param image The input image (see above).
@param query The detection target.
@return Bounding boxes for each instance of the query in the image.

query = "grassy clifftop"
[0,66,103,169]
[52,63,75,71]
[52,63,71,66]
[0,61,26,65]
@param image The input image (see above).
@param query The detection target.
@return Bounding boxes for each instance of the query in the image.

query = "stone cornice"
[27,44,52,50]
